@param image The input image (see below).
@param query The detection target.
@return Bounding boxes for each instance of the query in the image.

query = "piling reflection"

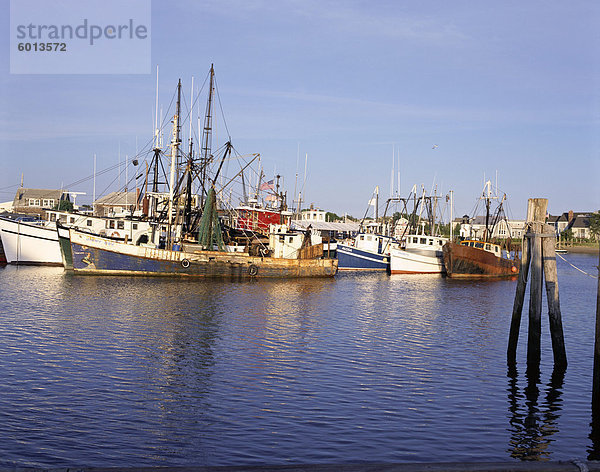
[507,365,565,460]
[589,395,600,460]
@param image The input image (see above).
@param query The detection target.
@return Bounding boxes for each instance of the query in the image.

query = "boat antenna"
[154,65,159,148]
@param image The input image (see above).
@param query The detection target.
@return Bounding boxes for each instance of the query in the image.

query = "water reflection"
[507,365,565,460]
[590,391,600,460]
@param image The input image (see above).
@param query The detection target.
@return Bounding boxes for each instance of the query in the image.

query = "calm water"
[0,253,598,468]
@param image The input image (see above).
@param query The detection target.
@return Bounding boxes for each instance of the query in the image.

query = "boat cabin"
[353,233,396,255]
[269,224,322,259]
[459,239,502,256]
[405,235,446,249]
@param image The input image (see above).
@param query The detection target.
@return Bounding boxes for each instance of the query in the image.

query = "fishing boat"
[442,238,518,277]
[0,210,150,266]
[0,214,62,265]
[60,67,337,279]
[65,189,336,278]
[390,234,448,274]
[336,186,399,271]
[442,181,519,278]
[336,232,397,270]
[388,189,450,274]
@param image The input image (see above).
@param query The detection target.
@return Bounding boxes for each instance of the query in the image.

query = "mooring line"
[556,252,598,279]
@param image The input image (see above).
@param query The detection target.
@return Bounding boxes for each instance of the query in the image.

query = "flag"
[260,179,274,191]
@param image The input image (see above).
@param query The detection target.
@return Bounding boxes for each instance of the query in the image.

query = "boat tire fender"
[248,264,258,276]
[181,258,190,268]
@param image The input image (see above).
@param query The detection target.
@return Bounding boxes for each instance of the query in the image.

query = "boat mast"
[200,64,215,208]
[167,79,182,245]
[449,190,454,241]
[184,77,195,236]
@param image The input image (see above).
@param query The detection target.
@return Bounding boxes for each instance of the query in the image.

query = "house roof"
[94,191,138,206]
[291,220,360,232]
[570,215,590,229]
[13,188,67,205]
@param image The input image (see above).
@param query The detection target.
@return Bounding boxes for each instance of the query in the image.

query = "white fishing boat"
[0,215,62,265]
[0,210,150,265]
[389,234,448,274]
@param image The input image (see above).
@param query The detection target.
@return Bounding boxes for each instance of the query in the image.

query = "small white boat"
[389,234,448,274]
[0,216,62,265]
[0,211,151,265]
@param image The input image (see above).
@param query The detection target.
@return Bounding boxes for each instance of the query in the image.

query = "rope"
[556,252,599,279]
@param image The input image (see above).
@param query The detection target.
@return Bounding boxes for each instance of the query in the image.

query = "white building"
[301,207,326,223]
[456,215,526,240]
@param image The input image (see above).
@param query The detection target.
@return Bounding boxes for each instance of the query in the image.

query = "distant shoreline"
[558,244,599,255]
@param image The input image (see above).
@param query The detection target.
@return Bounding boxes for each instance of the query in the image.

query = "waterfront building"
[11,188,71,217]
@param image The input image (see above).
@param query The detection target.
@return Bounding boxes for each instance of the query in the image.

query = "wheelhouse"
[459,239,501,256]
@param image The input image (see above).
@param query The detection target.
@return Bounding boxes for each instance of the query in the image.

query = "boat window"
[109,220,115,229]
[360,235,364,241]
[69,217,75,224]
[485,244,491,250]
[49,213,56,222]
[495,246,499,253]
[429,239,433,245]
[117,221,125,230]
[469,242,474,247]
[87,220,92,226]
[420,238,426,244]
[289,237,294,243]
[413,237,418,243]
[367,235,372,241]
[475,242,484,248]
[438,240,443,245]
[132,223,138,230]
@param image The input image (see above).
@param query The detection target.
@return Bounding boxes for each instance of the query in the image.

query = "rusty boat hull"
[442,241,519,278]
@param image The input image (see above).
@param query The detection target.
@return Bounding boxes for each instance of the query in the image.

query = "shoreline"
[557,245,599,254]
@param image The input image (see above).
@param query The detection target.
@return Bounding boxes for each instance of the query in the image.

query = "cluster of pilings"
[507,198,600,459]
[507,198,567,370]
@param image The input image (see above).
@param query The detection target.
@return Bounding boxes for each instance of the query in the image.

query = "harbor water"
[0,253,598,468]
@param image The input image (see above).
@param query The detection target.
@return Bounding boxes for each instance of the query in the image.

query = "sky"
[1,0,599,220]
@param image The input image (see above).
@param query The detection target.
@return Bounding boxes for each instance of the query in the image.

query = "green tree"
[589,212,600,241]
[54,200,73,211]
[325,212,340,222]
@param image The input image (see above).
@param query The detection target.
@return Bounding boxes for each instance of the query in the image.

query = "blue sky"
[1,0,599,219]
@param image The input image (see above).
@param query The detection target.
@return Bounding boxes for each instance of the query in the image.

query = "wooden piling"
[542,223,567,368]
[527,200,548,370]
[509,198,567,369]
[508,226,531,364]
[594,241,600,407]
